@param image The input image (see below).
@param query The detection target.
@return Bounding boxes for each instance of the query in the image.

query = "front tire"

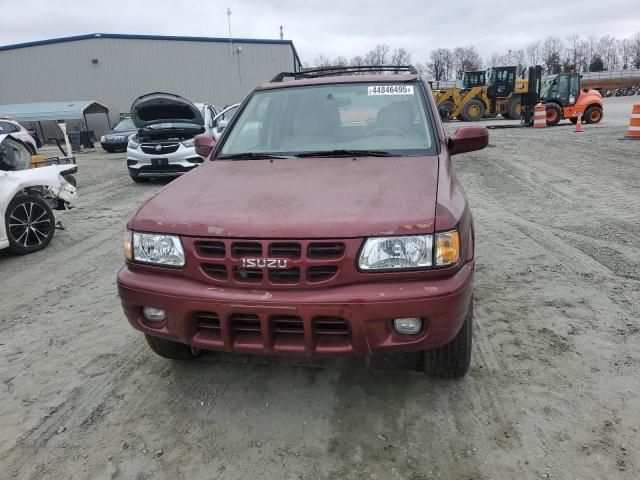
[438,100,456,122]
[5,195,55,255]
[145,335,202,360]
[545,103,563,126]
[422,300,473,378]
[507,95,521,119]
[461,99,485,122]
[584,105,603,124]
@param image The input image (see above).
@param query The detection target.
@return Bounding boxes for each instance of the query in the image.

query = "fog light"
[143,307,166,322]
[393,317,423,335]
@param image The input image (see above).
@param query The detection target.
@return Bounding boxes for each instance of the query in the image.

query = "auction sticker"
[368,85,414,95]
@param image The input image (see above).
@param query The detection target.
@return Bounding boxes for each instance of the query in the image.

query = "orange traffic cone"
[624,103,640,139]
[574,113,583,132]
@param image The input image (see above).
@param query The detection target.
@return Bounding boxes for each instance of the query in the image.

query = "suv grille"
[193,310,352,353]
[196,240,345,287]
[141,143,180,155]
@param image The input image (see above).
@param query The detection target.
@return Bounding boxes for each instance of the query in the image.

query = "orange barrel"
[533,103,547,128]
[31,154,46,167]
[625,104,640,139]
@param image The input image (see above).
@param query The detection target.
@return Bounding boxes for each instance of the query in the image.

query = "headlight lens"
[435,230,460,266]
[358,235,433,270]
[131,232,185,267]
[128,138,140,149]
[100,135,106,142]
[181,138,195,148]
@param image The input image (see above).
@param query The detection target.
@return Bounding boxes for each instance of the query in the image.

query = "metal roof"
[0,33,302,69]
[0,100,109,122]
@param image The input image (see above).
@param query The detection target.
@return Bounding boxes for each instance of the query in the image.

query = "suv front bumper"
[117,262,473,357]
[127,145,203,177]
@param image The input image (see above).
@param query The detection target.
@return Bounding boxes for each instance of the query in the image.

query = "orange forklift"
[522,66,604,126]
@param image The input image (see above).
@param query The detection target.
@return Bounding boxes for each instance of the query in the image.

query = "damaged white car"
[0,134,77,254]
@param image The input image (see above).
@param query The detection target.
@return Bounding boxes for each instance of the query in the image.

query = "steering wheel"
[363,127,408,138]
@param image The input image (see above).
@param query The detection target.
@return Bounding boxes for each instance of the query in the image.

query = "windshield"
[540,78,556,99]
[113,118,135,131]
[219,82,435,157]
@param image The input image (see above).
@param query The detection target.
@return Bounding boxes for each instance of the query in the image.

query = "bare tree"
[525,41,541,67]
[586,35,599,71]
[542,37,563,74]
[428,48,454,81]
[313,54,332,68]
[631,32,640,68]
[391,48,411,66]
[453,46,482,79]
[365,44,391,69]
[618,38,631,70]
[350,55,366,67]
[333,56,349,67]
[512,49,526,71]
[599,35,618,71]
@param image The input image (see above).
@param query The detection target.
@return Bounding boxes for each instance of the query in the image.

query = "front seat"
[279,96,340,150]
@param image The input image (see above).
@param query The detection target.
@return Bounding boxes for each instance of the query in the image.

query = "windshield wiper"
[295,149,392,158]
[218,152,289,160]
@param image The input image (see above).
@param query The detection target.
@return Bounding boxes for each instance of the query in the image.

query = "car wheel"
[461,99,485,122]
[584,105,603,124]
[104,147,115,153]
[5,195,55,255]
[438,100,456,122]
[145,334,203,360]
[507,95,522,119]
[422,299,473,378]
[544,103,563,126]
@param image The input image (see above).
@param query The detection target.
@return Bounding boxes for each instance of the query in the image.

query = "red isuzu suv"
[117,65,488,377]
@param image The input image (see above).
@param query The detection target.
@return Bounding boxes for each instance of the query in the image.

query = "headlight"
[181,138,195,148]
[128,138,140,149]
[435,230,460,266]
[100,135,106,142]
[128,231,185,267]
[358,235,433,270]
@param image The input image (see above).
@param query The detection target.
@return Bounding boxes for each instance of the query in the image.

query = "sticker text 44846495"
[367,85,415,96]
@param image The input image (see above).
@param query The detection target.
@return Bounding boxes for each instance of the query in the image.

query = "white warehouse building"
[0,33,301,137]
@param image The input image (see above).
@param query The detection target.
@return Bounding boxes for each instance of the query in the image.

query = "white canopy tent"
[0,101,110,143]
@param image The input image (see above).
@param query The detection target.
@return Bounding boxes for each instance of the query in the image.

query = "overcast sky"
[0,0,637,64]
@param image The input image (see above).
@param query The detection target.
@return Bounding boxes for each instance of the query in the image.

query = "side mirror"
[447,126,488,155]
[194,133,216,158]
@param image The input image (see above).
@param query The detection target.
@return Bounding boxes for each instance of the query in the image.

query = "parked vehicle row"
[595,86,640,97]
[97,96,239,182]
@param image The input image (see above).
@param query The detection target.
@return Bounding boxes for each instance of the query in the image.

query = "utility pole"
[279,26,283,40]
[226,8,233,57]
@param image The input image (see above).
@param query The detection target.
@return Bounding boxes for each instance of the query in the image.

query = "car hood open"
[131,156,439,239]
[130,92,204,129]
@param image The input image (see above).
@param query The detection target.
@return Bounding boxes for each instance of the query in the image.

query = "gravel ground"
[1,96,639,480]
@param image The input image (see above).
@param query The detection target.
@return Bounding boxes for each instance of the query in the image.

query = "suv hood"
[131,156,439,239]
[130,92,204,129]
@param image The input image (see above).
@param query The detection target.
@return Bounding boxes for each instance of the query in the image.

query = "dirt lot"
[1,96,639,480]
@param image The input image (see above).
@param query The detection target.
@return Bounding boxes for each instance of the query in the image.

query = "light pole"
[227,8,233,57]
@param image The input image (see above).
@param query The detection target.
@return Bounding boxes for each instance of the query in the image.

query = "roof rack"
[271,65,419,82]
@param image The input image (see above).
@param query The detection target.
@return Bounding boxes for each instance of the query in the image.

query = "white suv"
[126,93,220,182]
